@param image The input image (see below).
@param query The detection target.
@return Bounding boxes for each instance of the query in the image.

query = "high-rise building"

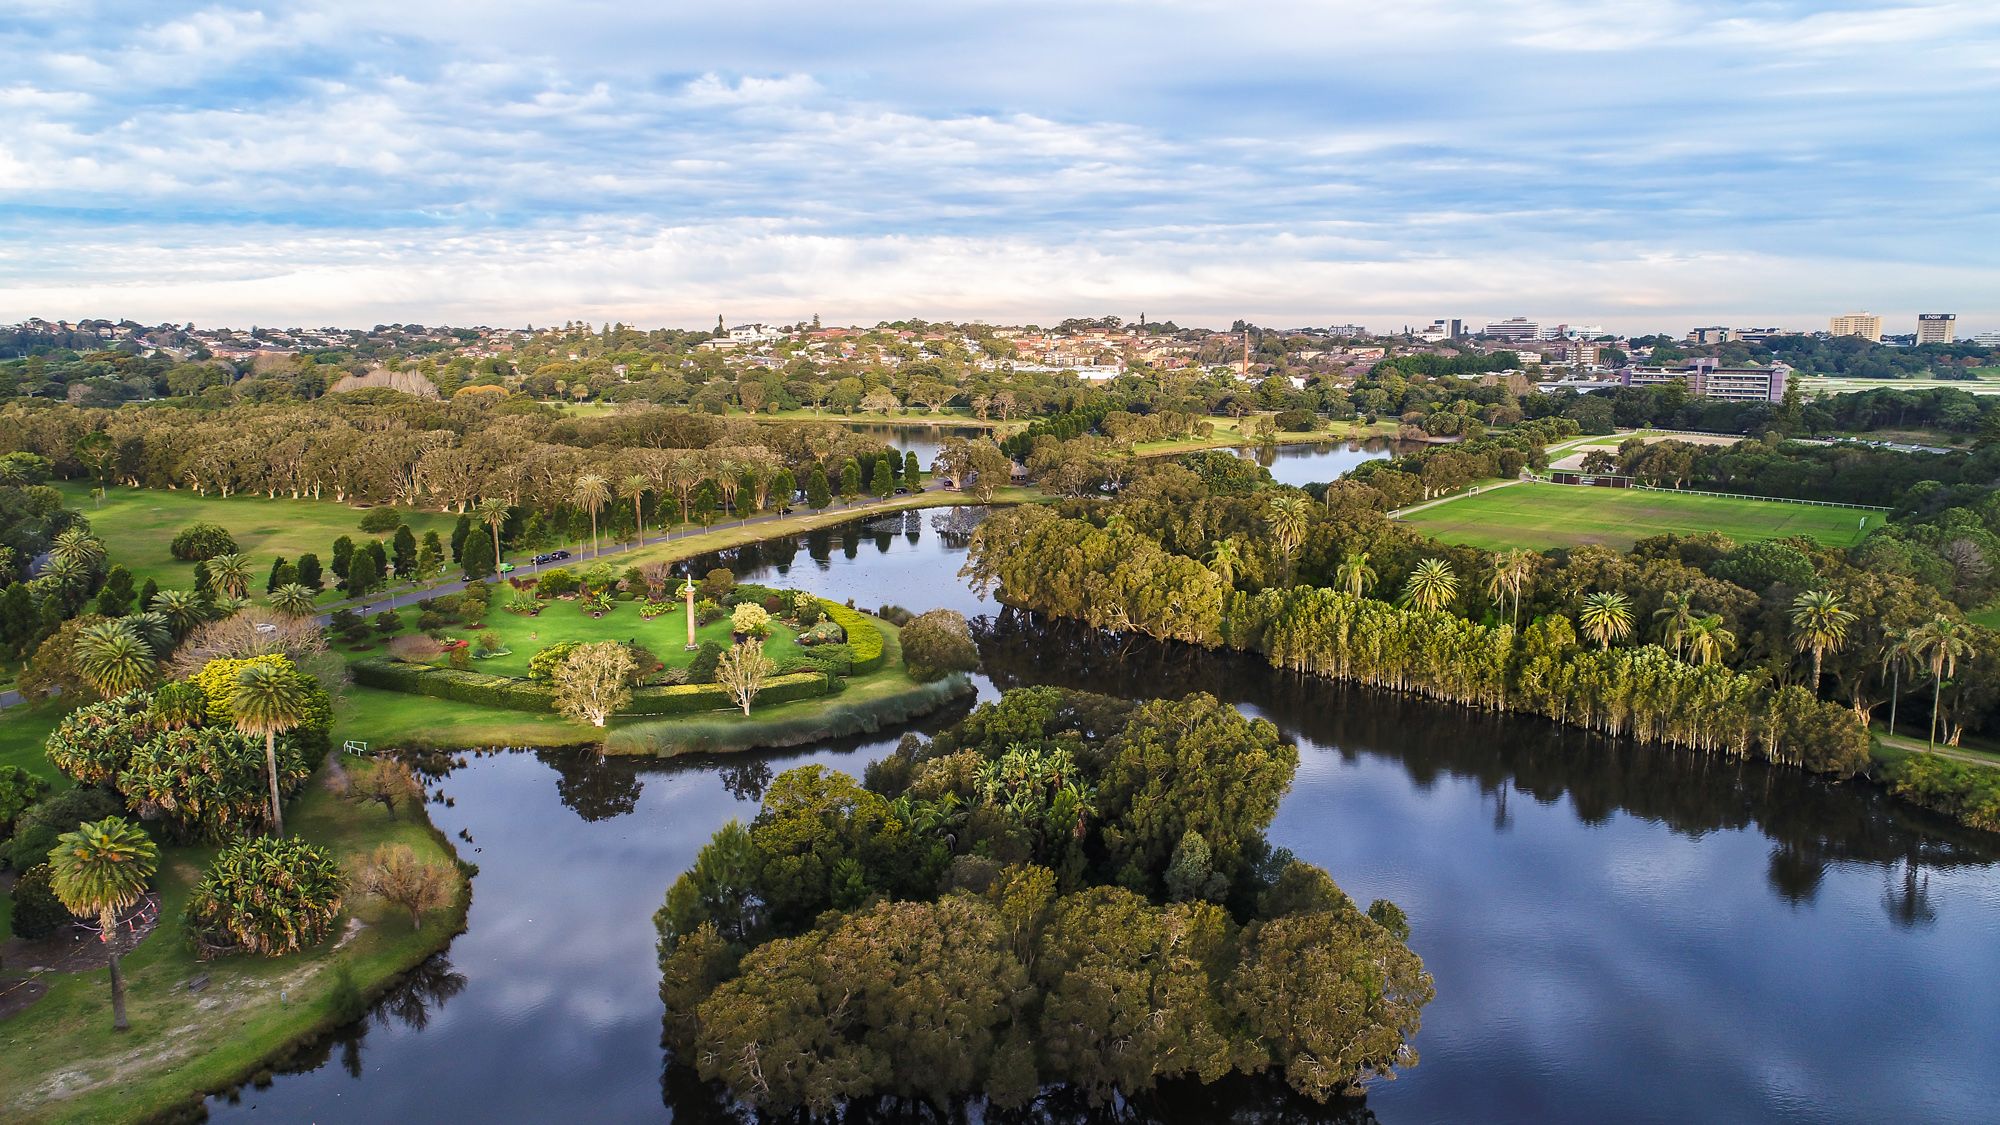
[1916,314,1957,344]
[1483,317,1540,341]
[1829,312,1882,341]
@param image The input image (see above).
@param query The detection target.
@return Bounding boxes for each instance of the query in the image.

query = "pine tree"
[265,557,289,593]
[138,578,160,614]
[874,456,895,498]
[460,528,495,580]
[345,547,383,597]
[392,525,418,578]
[294,553,323,591]
[331,535,355,580]
[806,465,832,511]
[450,515,472,562]
[839,458,862,500]
[905,451,921,487]
[93,565,135,617]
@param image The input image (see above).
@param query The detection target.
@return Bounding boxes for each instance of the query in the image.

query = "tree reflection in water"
[236,954,470,1094]
[975,609,1995,920]
[536,746,644,821]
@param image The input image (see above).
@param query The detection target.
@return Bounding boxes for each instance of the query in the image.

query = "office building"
[1617,358,1790,403]
[1829,312,1882,341]
[1326,324,1367,337]
[1483,317,1540,341]
[1973,331,2000,347]
[1916,314,1956,344]
[1417,318,1465,342]
[1687,326,1731,345]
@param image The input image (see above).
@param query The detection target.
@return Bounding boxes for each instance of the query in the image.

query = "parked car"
[551,549,572,560]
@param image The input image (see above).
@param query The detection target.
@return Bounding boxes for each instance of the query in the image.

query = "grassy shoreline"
[0,756,470,1125]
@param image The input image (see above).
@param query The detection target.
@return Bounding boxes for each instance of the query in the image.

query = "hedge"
[351,660,832,717]
[818,600,887,672]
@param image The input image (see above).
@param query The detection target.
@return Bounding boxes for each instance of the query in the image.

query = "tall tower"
[1916,314,1956,344]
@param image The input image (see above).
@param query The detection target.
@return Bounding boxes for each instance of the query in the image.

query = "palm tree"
[1335,552,1378,599]
[1907,615,1977,750]
[152,588,206,637]
[475,498,510,572]
[206,551,252,599]
[1790,589,1857,697]
[231,663,306,836]
[50,528,105,570]
[1654,591,1698,660]
[49,816,159,1031]
[1204,539,1243,589]
[1880,628,1915,738]
[72,620,156,696]
[1683,614,1737,667]
[1267,495,1312,574]
[270,582,318,618]
[1486,549,1534,627]
[1577,591,1634,649]
[41,554,88,591]
[623,474,650,542]
[1400,558,1457,614]
[573,473,610,558]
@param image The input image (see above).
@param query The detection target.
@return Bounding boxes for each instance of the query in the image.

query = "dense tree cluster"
[656,688,1430,1114]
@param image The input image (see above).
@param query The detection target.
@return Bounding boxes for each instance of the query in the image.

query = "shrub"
[352,659,559,711]
[900,609,979,682]
[477,630,503,654]
[357,508,403,533]
[184,835,345,956]
[694,598,725,625]
[170,523,237,562]
[7,787,125,871]
[148,681,210,730]
[762,594,785,614]
[538,569,581,598]
[798,620,846,646]
[120,725,306,842]
[0,765,52,839]
[388,634,444,662]
[329,609,364,635]
[732,603,771,637]
[699,568,735,600]
[818,601,886,671]
[461,580,493,615]
[686,641,723,684]
[417,611,449,632]
[528,641,583,683]
[45,692,155,786]
[9,863,69,939]
[373,610,403,635]
[1274,408,1320,432]
[875,604,914,627]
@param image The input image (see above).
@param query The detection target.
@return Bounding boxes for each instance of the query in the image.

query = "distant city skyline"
[2,2,1996,330]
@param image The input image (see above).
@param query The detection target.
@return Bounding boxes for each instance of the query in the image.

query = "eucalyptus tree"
[1790,589,1857,698]
[573,473,611,557]
[1577,591,1634,649]
[231,663,307,836]
[1400,558,1457,614]
[49,817,159,1031]
[1908,615,1978,750]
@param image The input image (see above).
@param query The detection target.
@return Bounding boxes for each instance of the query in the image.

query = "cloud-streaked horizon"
[2,1,1997,334]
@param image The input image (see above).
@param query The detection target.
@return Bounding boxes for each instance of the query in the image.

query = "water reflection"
[209,515,2000,1125]
[1231,438,1408,487]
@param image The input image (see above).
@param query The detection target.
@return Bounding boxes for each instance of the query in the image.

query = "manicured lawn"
[0,702,66,783]
[1402,482,1885,551]
[1971,602,2000,630]
[55,483,459,597]
[1130,416,1398,458]
[457,591,807,678]
[0,756,466,1124]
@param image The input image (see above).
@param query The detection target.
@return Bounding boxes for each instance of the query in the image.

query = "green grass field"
[1971,602,2000,630]
[1402,482,1884,551]
[448,590,807,678]
[56,483,459,597]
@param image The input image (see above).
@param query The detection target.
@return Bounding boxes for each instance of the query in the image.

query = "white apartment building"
[1483,317,1541,341]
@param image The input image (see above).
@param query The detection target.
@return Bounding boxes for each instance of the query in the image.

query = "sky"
[1,0,1997,334]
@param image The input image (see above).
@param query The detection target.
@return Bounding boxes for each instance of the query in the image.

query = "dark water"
[1232,437,1407,487]
[210,515,2000,1124]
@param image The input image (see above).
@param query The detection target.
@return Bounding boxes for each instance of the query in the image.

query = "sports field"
[1401,482,1883,551]
[55,482,459,595]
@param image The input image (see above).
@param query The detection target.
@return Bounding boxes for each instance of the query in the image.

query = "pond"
[210,513,2000,1123]
[831,421,991,466]
[1230,437,1412,487]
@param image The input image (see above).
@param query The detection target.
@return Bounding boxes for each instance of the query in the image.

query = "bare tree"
[360,844,456,930]
[715,640,775,716]
[552,641,634,727]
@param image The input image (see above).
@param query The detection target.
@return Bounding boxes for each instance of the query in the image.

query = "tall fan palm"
[231,663,306,836]
[206,551,252,599]
[1880,628,1916,737]
[623,474,650,541]
[573,473,610,557]
[49,816,159,1031]
[1335,552,1378,599]
[1486,549,1534,628]
[269,582,318,617]
[72,620,157,696]
[1908,615,1977,750]
[151,588,206,637]
[1683,614,1737,667]
[1790,589,1857,697]
[50,528,106,570]
[1578,591,1634,649]
[1204,539,1243,589]
[1400,558,1458,614]
[1654,591,1698,660]
[475,498,511,571]
[1267,495,1312,575]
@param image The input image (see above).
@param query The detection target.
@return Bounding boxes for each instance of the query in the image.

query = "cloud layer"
[2,1,1996,332]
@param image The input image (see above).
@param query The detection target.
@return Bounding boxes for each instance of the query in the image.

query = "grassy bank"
[0,756,469,1125]
[1129,417,1400,459]
[1402,481,1883,551]
[54,482,458,598]
[605,673,974,756]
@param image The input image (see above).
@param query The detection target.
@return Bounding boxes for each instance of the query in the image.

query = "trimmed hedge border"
[351,659,833,717]
[818,600,887,672]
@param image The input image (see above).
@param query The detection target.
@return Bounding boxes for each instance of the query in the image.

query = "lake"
[210,512,2000,1123]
